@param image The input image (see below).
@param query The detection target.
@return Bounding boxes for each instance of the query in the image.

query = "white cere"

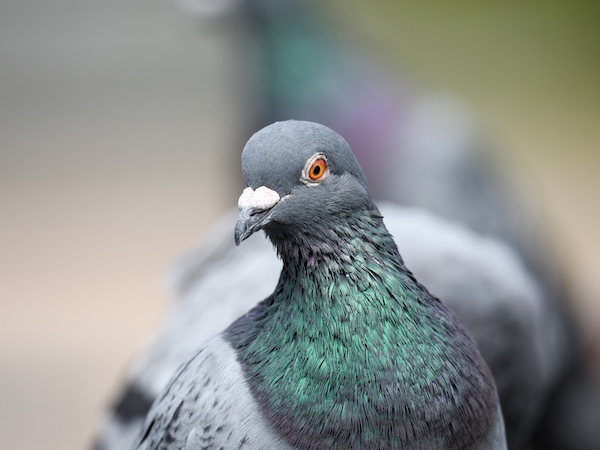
[238,186,281,212]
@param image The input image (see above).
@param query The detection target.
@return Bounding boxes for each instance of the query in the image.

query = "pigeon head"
[234,120,374,245]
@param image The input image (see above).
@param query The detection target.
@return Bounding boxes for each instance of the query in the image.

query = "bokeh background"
[0,1,598,449]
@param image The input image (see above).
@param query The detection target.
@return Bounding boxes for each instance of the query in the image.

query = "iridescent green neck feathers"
[225,210,497,449]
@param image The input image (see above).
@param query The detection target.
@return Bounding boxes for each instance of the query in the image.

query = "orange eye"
[308,158,327,180]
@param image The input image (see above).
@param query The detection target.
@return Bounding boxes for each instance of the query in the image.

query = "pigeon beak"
[234,186,281,246]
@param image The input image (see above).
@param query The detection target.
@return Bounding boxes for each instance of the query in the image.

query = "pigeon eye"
[301,153,329,185]
[308,158,327,181]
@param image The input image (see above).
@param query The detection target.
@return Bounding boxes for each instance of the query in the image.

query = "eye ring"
[302,153,329,185]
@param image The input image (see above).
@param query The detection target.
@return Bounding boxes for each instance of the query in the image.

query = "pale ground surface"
[0,2,598,450]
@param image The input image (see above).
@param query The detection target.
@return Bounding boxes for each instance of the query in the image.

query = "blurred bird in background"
[93,0,600,449]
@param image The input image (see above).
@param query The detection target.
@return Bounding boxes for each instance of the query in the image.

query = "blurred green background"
[0,1,598,449]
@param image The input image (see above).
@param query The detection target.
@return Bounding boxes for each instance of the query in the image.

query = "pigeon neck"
[267,209,404,278]
[225,210,499,449]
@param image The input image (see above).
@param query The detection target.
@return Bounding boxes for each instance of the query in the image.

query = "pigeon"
[131,120,506,450]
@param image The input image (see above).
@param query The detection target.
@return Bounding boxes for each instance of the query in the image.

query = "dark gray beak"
[234,186,281,246]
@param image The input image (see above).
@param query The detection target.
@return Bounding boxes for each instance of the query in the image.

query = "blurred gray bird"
[131,120,506,450]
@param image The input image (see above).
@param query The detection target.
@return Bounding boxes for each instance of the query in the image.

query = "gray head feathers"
[241,120,369,196]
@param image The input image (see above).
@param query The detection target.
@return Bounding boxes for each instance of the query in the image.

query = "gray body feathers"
[135,336,292,450]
